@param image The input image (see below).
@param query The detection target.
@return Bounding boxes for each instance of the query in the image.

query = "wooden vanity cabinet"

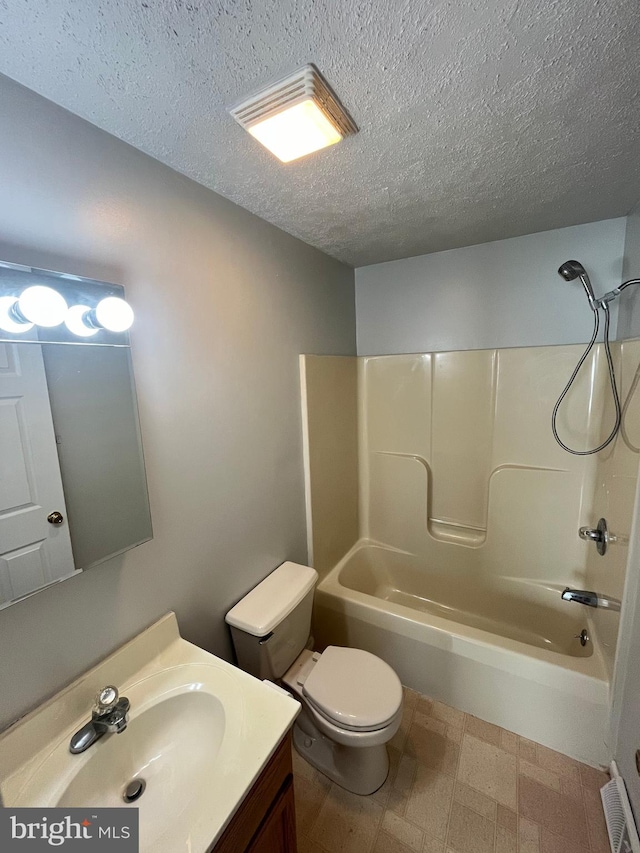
[211,731,297,853]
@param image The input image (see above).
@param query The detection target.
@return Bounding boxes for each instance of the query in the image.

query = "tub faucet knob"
[579,518,609,556]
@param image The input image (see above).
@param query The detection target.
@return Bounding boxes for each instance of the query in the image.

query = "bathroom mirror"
[0,262,152,608]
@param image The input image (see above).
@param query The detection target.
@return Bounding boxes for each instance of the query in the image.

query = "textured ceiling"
[0,0,639,267]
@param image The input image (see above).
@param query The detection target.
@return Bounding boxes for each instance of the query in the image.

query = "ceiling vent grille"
[230,65,357,162]
[231,64,357,137]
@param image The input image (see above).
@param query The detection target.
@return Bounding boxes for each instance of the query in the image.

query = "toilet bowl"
[282,647,403,794]
[225,561,404,795]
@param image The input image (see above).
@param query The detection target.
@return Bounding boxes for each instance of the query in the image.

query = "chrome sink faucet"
[69,686,130,754]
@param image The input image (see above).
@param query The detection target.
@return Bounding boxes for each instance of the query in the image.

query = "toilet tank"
[225,562,318,680]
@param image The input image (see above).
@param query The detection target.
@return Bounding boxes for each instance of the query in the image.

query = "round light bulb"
[18,285,68,327]
[94,297,134,332]
[65,305,99,338]
[0,296,34,333]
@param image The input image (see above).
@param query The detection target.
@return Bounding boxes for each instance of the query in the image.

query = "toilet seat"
[301,646,403,732]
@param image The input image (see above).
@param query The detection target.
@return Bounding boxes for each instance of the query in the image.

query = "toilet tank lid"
[225,561,318,637]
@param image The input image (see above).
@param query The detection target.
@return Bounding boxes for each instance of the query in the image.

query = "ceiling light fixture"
[230,64,358,163]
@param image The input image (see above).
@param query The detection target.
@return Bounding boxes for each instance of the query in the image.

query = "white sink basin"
[59,690,225,809]
[0,614,299,852]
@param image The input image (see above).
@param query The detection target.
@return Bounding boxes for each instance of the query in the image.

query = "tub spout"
[561,588,621,611]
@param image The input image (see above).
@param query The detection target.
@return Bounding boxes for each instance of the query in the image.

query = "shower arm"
[597,277,640,307]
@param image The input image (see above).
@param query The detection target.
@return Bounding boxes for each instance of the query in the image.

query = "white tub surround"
[301,342,640,768]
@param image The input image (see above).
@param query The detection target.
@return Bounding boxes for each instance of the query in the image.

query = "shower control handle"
[579,518,609,556]
[579,528,600,542]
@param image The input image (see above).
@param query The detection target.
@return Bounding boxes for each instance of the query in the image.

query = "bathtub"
[313,540,610,767]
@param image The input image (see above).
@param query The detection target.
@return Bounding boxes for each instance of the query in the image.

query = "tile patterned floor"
[293,687,610,853]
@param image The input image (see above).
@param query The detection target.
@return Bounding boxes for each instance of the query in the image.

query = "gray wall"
[617,202,640,340]
[0,73,355,730]
[355,219,626,355]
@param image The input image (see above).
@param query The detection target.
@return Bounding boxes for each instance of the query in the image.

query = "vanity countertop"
[0,612,300,852]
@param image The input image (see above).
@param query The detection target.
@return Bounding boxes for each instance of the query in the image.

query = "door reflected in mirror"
[0,264,152,608]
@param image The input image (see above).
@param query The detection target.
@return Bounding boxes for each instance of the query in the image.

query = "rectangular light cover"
[231,64,357,164]
[248,99,343,163]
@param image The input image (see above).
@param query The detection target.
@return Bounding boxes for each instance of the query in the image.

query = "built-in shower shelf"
[428,519,487,547]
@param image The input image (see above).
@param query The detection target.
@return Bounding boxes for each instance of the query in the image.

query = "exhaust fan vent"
[230,64,357,163]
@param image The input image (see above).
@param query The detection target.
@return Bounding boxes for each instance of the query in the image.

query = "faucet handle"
[578,518,609,556]
[94,685,119,715]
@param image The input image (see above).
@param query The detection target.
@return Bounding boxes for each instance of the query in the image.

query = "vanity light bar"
[0,285,134,336]
[230,64,358,163]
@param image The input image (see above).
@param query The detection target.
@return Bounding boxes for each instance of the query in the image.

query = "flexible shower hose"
[551,302,621,455]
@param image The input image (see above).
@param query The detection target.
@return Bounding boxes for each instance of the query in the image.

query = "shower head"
[557,259,597,310]
[558,260,587,282]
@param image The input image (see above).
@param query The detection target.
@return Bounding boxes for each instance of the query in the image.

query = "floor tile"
[536,744,581,783]
[444,724,463,744]
[457,734,517,809]
[423,838,446,853]
[519,758,561,792]
[372,830,418,853]
[559,774,584,802]
[386,788,409,817]
[519,817,541,853]
[296,835,330,853]
[380,810,424,852]
[464,714,502,747]
[583,785,611,853]
[495,825,517,853]
[294,775,329,837]
[518,775,589,847]
[496,804,517,833]
[415,694,433,715]
[446,801,495,853]
[405,766,454,840]
[413,709,447,737]
[313,783,383,853]
[500,729,518,755]
[296,686,612,853]
[519,737,538,763]
[540,827,587,853]
[394,753,417,795]
[453,781,497,820]
[407,723,460,776]
[579,763,610,793]
[432,701,465,729]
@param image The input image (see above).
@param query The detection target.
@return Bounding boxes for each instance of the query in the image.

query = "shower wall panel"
[360,345,607,578]
[586,339,640,680]
[300,355,359,575]
[301,342,640,669]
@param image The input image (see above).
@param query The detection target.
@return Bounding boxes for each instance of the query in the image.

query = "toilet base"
[292,710,390,796]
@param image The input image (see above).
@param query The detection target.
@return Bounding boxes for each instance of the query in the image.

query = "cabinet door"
[246,777,297,853]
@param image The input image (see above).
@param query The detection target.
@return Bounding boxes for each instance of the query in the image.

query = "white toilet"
[225,561,403,795]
